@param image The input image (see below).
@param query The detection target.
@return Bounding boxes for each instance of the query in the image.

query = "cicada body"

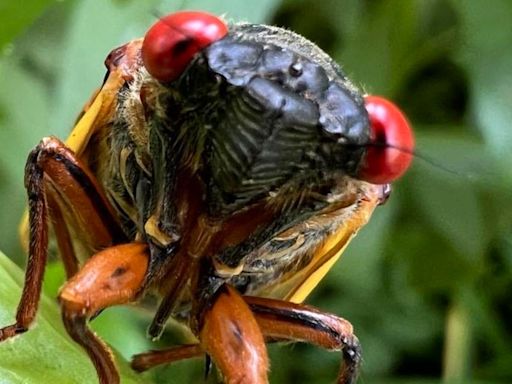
[2,11,414,384]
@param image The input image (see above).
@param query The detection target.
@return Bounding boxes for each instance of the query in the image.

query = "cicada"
[0,11,414,384]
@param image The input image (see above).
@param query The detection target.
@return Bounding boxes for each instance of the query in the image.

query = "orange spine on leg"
[200,285,269,384]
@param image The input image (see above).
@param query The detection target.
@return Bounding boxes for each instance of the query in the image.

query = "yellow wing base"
[18,71,125,251]
[265,185,382,304]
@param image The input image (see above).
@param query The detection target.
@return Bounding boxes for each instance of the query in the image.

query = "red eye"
[142,11,228,83]
[358,95,415,184]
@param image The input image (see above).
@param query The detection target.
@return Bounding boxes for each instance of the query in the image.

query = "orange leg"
[132,291,359,384]
[133,285,270,383]
[0,137,145,384]
[60,242,149,384]
[46,191,80,277]
[200,285,269,384]
[134,285,270,383]
[246,296,361,384]
[0,137,125,341]
[131,344,204,372]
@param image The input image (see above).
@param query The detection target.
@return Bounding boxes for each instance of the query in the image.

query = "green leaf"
[0,252,151,384]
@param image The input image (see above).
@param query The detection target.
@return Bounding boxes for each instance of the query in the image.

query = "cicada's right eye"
[142,11,228,83]
[357,96,415,185]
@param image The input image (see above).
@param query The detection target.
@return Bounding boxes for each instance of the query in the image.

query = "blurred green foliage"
[0,0,511,383]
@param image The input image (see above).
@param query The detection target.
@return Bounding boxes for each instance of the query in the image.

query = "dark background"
[1,1,511,383]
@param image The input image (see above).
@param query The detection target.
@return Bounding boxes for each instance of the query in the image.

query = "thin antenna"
[354,141,473,179]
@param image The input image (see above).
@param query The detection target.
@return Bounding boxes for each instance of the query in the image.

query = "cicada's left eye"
[357,96,415,184]
[142,11,228,83]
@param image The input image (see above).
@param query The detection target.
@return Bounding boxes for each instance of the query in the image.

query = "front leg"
[0,137,126,341]
[59,242,150,384]
[0,137,148,384]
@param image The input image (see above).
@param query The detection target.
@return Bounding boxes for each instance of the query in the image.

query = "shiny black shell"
[166,23,370,217]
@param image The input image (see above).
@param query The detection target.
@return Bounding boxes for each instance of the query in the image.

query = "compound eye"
[358,95,415,184]
[142,11,228,82]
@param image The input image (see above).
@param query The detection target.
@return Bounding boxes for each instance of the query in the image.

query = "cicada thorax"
[89,23,383,314]
[172,24,372,215]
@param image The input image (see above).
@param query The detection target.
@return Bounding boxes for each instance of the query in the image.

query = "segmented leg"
[133,286,360,384]
[131,344,204,372]
[246,296,361,384]
[0,137,126,341]
[62,315,118,383]
[199,285,269,384]
[136,285,270,383]
[60,242,149,384]
[46,192,80,277]
[0,137,145,384]
[132,285,268,384]
[148,215,220,340]
[147,252,192,339]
